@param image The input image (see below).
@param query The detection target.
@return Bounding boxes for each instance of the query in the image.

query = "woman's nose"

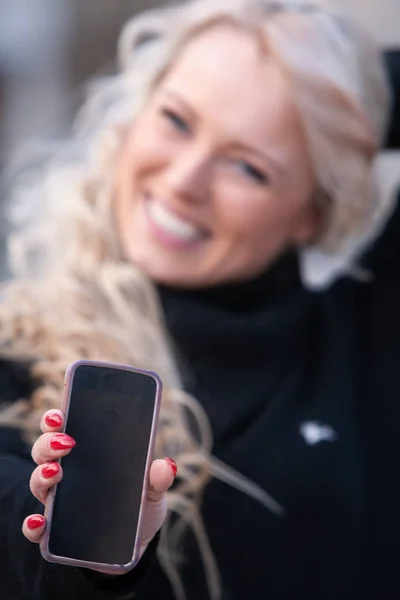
[164,150,211,202]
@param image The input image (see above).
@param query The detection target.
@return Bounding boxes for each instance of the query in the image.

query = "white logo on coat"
[299,421,338,446]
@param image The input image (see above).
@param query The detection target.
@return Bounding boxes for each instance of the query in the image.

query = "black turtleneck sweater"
[1,199,400,600]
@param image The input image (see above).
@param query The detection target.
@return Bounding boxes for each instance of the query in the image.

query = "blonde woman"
[0,0,399,599]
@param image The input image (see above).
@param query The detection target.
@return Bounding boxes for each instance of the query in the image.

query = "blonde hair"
[0,0,391,597]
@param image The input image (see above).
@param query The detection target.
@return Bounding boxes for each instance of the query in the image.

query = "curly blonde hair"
[0,0,391,597]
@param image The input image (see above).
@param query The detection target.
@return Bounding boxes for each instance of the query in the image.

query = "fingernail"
[50,433,76,450]
[27,515,45,530]
[42,462,61,479]
[45,412,63,428]
[165,457,178,477]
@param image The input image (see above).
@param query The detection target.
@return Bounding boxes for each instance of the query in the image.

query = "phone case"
[40,359,162,573]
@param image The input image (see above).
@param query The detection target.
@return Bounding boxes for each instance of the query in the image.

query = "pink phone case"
[40,359,162,574]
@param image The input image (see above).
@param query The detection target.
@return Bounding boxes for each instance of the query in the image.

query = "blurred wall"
[0,0,166,160]
[0,0,75,157]
[71,0,163,86]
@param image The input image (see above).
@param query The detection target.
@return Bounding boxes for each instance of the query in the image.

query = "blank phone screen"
[48,364,158,565]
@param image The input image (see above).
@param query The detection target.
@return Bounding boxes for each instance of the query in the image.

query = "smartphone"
[40,359,162,573]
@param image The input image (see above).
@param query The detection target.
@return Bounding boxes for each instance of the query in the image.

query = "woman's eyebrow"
[230,141,289,178]
[159,88,197,118]
[160,87,290,179]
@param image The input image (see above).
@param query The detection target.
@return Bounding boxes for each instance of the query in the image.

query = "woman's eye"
[236,161,270,185]
[161,109,190,133]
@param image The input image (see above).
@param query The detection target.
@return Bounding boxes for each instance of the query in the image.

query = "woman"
[0,0,399,598]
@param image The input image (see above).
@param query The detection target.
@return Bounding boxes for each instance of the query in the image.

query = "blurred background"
[0,0,398,261]
[0,0,160,163]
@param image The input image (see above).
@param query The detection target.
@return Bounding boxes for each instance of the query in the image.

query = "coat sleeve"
[0,359,163,600]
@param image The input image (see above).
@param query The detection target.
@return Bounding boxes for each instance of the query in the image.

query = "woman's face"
[115,25,317,288]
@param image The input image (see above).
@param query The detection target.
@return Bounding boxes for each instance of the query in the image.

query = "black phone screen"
[47,364,158,565]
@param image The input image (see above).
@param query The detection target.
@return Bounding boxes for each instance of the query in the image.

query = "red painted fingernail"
[165,457,178,477]
[27,515,45,530]
[50,433,76,450]
[45,413,63,428]
[42,462,61,479]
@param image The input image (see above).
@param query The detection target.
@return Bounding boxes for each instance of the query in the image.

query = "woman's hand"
[22,409,177,571]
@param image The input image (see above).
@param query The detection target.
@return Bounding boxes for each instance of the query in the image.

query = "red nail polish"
[45,413,63,428]
[165,457,178,477]
[42,462,61,479]
[27,515,45,530]
[50,434,76,450]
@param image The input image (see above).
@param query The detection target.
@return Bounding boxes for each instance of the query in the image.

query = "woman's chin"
[128,251,201,288]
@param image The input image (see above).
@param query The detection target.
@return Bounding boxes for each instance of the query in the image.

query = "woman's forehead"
[158,26,305,156]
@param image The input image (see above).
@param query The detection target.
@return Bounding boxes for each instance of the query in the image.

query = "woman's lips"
[145,196,209,249]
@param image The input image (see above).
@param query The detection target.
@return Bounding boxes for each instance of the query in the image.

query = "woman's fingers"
[138,458,178,555]
[29,461,63,504]
[25,410,70,544]
[22,514,46,544]
[33,409,73,466]
[147,457,177,501]
[31,432,76,466]
[30,420,73,503]
[40,409,64,433]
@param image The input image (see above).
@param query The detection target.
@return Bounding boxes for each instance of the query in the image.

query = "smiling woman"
[0,1,398,600]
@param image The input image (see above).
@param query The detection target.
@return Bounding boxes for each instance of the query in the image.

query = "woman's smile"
[144,194,210,250]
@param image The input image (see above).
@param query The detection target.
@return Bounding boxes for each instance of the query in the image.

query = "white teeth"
[148,201,201,241]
